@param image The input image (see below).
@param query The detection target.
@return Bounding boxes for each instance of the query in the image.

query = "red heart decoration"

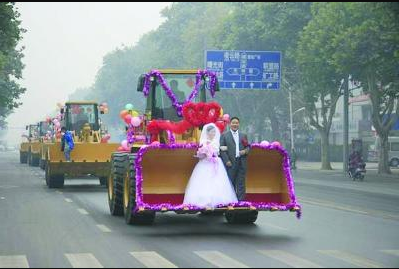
[182,102,222,127]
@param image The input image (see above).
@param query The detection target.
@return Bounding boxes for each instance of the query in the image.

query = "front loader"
[45,102,119,188]
[107,69,301,226]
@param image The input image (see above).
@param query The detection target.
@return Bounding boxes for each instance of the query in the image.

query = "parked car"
[368,136,399,167]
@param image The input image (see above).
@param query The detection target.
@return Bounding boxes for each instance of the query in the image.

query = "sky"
[6,2,170,143]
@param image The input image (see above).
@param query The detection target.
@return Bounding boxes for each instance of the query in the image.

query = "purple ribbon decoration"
[142,70,218,117]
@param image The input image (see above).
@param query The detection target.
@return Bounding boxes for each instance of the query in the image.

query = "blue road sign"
[205,50,281,90]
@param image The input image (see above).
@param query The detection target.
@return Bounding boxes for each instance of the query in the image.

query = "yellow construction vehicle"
[19,124,41,166]
[44,101,119,188]
[107,69,301,225]
[38,120,53,170]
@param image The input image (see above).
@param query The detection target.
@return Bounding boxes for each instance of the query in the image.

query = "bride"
[183,123,238,208]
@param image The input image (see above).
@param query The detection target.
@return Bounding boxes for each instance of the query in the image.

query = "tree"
[0,2,26,120]
[213,2,312,142]
[330,2,399,174]
[295,3,348,170]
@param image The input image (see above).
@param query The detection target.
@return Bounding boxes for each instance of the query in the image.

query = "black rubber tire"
[108,153,128,216]
[124,154,155,225]
[45,163,64,188]
[31,155,40,167]
[39,159,45,170]
[27,151,32,166]
[99,177,107,186]
[390,158,399,168]
[225,211,258,224]
[20,152,28,164]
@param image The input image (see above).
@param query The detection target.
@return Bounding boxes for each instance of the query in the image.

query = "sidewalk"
[293,162,399,197]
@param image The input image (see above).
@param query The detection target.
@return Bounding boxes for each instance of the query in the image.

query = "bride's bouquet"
[195,143,217,163]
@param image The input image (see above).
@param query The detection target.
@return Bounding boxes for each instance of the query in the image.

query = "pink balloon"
[121,140,129,149]
[260,140,270,146]
[223,114,230,122]
[131,116,142,127]
[272,141,281,147]
[124,115,132,124]
[117,146,124,152]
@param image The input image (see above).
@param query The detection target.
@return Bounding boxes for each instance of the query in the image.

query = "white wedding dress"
[183,123,238,208]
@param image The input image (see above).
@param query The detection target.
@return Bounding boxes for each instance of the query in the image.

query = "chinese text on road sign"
[205,50,281,90]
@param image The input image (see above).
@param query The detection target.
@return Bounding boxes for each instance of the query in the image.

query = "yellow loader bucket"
[30,142,41,155]
[135,144,300,215]
[47,142,119,178]
[20,142,29,153]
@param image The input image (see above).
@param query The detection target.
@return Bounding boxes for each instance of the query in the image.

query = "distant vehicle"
[368,136,399,167]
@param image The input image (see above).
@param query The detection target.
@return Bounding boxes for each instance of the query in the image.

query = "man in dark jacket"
[220,117,250,201]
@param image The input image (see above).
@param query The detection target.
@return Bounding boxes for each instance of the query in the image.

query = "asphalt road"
[1,151,399,268]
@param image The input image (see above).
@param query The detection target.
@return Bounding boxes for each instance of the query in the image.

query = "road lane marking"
[318,250,384,268]
[96,225,111,233]
[0,185,19,189]
[77,208,89,215]
[195,251,249,268]
[0,197,5,200]
[0,255,29,268]
[259,250,322,268]
[130,251,177,268]
[301,198,368,214]
[65,253,103,268]
[64,198,73,203]
[381,250,399,257]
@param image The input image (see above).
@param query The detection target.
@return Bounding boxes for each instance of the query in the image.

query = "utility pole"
[289,89,294,151]
[343,76,350,173]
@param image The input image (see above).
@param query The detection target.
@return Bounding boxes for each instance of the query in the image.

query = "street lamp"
[289,89,305,152]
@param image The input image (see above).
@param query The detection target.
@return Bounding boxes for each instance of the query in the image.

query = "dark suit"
[220,130,250,201]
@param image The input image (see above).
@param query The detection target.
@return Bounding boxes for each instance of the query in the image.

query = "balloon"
[125,104,134,111]
[131,110,140,117]
[219,108,224,118]
[223,114,230,122]
[120,110,129,119]
[151,141,160,146]
[124,114,132,124]
[260,140,270,146]
[131,117,142,127]
[117,146,125,152]
[121,140,129,149]
[272,141,281,147]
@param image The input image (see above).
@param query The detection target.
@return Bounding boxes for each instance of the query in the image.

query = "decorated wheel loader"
[38,120,54,170]
[19,124,41,166]
[44,102,119,188]
[108,69,301,225]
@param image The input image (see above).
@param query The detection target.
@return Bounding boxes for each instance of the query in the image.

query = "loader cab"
[65,102,100,134]
[137,70,219,122]
[38,121,50,137]
[28,124,39,140]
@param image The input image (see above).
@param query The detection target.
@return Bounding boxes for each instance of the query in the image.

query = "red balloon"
[120,110,129,119]
[124,114,132,124]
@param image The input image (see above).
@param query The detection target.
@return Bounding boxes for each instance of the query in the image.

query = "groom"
[220,117,250,201]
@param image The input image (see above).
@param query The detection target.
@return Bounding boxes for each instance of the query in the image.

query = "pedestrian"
[291,148,297,170]
[61,127,74,162]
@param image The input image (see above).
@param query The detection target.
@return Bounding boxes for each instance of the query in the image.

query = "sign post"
[205,50,281,90]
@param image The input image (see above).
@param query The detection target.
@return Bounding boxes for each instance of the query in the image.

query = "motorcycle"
[348,162,366,181]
